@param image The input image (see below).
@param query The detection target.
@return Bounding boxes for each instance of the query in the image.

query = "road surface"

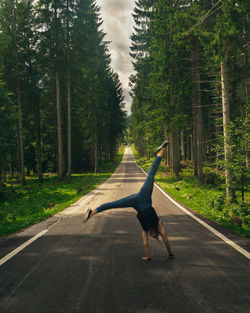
[0,147,250,313]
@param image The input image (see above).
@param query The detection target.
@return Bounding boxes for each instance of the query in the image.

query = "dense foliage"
[0,0,126,181]
[130,0,249,206]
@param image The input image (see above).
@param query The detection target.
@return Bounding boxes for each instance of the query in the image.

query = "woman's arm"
[141,229,151,260]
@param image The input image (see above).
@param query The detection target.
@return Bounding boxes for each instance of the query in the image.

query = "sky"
[96,0,136,115]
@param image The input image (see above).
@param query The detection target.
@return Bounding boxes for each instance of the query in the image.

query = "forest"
[0,0,126,182]
[0,0,249,236]
[130,0,249,205]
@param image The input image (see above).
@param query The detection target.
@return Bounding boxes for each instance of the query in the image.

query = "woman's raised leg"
[137,145,166,208]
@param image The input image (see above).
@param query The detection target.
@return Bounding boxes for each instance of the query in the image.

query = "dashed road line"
[0,193,95,266]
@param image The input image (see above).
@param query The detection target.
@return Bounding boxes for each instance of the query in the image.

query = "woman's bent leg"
[157,221,174,258]
[84,193,139,222]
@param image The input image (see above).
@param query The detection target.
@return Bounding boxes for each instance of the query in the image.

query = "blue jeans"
[95,156,162,213]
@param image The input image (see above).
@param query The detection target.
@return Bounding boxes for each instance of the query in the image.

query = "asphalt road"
[0,147,250,313]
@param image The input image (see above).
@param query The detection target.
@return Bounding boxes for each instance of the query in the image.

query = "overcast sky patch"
[96,0,135,114]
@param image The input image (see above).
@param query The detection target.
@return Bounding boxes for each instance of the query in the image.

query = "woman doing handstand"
[84,141,175,261]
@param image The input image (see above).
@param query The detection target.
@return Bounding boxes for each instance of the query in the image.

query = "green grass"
[0,148,125,237]
[135,153,250,238]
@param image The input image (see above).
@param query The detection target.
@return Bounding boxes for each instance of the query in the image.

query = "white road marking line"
[0,187,98,266]
[0,229,48,266]
[0,189,100,266]
[0,192,95,266]
[135,159,250,260]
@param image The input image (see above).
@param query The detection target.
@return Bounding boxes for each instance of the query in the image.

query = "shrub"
[213,193,226,212]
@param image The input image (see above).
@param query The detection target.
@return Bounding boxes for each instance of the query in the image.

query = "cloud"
[96,0,135,114]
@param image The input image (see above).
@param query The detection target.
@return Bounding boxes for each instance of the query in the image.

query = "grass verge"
[132,148,250,238]
[0,148,125,238]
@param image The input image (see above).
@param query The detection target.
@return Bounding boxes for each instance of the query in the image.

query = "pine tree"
[0,79,15,180]
[0,0,37,183]
[37,0,68,179]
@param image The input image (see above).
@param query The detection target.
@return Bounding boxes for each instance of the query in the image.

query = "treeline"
[0,0,126,182]
[130,0,249,203]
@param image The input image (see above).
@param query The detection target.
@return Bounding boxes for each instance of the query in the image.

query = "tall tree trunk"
[67,0,72,181]
[191,45,198,177]
[93,103,98,174]
[35,99,42,180]
[67,51,71,180]
[221,58,235,202]
[240,51,249,168]
[9,150,14,177]
[216,145,219,173]
[207,110,212,161]
[17,77,25,184]
[187,133,191,161]
[67,62,71,180]
[180,130,185,161]
[169,135,172,167]
[56,69,63,179]
[171,127,180,176]
[190,134,193,162]
[13,1,24,183]
[192,37,203,183]
[165,136,170,167]
[195,41,203,185]
[93,133,98,174]
[1,166,6,182]
[163,125,168,165]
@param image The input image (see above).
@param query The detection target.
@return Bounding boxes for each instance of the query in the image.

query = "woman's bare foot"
[141,256,151,261]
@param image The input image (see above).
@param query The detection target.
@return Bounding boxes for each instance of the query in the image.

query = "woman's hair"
[149,228,159,240]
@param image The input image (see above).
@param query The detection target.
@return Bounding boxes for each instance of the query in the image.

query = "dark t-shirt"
[136,207,159,231]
